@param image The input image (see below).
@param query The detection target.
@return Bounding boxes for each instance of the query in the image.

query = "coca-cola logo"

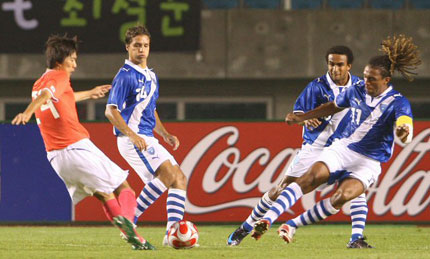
[181,126,430,219]
[368,128,430,216]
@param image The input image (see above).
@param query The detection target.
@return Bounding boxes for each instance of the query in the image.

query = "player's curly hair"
[45,34,79,69]
[326,45,354,65]
[125,25,151,45]
[368,35,421,81]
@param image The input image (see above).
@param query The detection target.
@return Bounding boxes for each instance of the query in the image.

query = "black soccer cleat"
[347,237,374,248]
[227,227,250,246]
[251,219,270,240]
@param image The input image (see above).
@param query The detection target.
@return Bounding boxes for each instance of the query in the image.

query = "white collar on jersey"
[325,72,352,90]
[124,59,151,75]
[365,86,393,107]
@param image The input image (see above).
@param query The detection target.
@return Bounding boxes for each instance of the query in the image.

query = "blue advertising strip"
[0,124,72,222]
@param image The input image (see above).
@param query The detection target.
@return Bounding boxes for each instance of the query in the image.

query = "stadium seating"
[291,0,323,9]
[327,0,364,9]
[203,0,239,9]
[244,0,281,9]
[409,0,430,9]
[369,0,405,9]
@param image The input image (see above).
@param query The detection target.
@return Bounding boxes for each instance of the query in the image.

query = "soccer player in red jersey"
[12,35,154,250]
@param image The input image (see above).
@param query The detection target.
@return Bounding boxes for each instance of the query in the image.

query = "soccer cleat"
[162,235,169,246]
[277,224,296,244]
[113,216,155,250]
[347,237,374,249]
[119,222,138,242]
[227,227,249,246]
[251,219,271,240]
[133,238,156,251]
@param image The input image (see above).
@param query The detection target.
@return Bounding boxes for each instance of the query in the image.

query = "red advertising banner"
[76,122,430,223]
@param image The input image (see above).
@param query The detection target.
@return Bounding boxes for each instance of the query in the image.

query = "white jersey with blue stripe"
[107,60,159,137]
[335,81,413,162]
[294,73,362,148]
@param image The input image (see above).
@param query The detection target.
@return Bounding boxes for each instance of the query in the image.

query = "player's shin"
[288,197,340,228]
[242,192,274,232]
[135,178,167,224]
[103,198,123,219]
[166,189,186,232]
[349,193,368,242]
[118,188,137,222]
[262,182,303,224]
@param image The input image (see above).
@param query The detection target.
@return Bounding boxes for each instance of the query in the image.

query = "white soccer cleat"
[277,224,296,244]
[162,235,169,246]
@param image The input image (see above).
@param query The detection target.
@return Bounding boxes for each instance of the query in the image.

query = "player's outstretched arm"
[105,105,147,151]
[74,84,111,102]
[12,90,52,125]
[285,102,342,125]
[154,110,179,150]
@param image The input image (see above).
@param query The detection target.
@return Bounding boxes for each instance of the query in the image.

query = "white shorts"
[316,141,381,190]
[47,138,128,205]
[117,135,178,184]
[285,145,324,178]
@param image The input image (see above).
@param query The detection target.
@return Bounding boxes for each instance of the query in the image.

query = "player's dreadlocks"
[368,34,421,81]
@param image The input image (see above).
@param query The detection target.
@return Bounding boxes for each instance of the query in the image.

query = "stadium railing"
[244,0,282,9]
[327,0,364,9]
[202,0,430,9]
[409,0,430,9]
[203,0,240,9]
[369,0,406,9]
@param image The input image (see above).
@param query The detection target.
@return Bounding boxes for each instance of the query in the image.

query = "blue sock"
[166,188,186,234]
[350,193,368,241]
[286,198,339,228]
[242,192,274,232]
[135,178,167,220]
[263,182,303,224]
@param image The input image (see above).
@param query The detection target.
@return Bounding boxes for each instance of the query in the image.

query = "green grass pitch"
[0,224,428,258]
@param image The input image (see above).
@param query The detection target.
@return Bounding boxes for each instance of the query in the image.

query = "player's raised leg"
[278,198,339,243]
[252,162,330,240]
[227,192,274,245]
[227,175,297,246]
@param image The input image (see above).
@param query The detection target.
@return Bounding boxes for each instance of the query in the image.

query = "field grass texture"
[0,224,429,259]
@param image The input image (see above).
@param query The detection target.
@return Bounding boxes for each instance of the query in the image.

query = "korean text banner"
[0,0,201,53]
[76,122,430,223]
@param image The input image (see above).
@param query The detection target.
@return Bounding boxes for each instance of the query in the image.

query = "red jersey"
[33,70,89,151]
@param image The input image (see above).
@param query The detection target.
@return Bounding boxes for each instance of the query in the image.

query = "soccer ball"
[167,220,199,249]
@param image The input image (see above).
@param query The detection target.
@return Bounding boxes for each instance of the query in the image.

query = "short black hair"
[325,46,354,65]
[45,34,78,69]
[125,25,151,45]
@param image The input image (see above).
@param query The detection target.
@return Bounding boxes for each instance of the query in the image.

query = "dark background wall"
[1,9,429,120]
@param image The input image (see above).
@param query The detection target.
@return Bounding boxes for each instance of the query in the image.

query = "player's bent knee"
[296,175,316,193]
[93,191,115,203]
[330,189,348,209]
[172,167,187,189]
[268,187,280,200]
